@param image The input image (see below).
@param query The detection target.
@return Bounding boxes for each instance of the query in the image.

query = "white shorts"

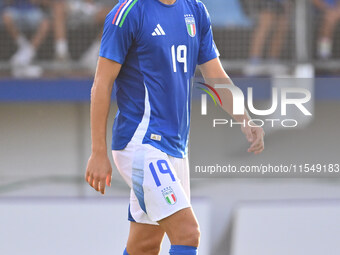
[112,141,191,225]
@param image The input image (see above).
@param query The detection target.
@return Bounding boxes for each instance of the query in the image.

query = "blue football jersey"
[99,0,219,158]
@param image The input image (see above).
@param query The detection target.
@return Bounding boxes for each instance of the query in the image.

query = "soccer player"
[85,0,265,254]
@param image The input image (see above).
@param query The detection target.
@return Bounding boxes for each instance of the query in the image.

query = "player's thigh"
[157,156,198,245]
[158,207,200,246]
[127,222,165,255]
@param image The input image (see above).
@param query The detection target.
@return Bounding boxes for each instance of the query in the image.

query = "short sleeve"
[99,2,138,64]
[197,2,220,65]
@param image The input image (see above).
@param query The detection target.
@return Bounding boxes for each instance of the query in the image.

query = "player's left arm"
[199,58,265,155]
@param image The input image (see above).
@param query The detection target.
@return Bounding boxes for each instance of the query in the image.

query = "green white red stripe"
[187,23,196,37]
[162,187,177,205]
[165,193,176,205]
[112,0,138,28]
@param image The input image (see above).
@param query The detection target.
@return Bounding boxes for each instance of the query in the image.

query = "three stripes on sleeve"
[112,0,139,27]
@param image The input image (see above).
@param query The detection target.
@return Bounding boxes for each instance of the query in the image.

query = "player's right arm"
[85,57,122,195]
[85,0,138,194]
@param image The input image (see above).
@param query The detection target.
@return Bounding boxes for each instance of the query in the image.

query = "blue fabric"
[100,0,219,158]
[128,204,136,222]
[1,78,340,102]
[131,150,146,213]
[169,245,198,255]
[123,248,129,255]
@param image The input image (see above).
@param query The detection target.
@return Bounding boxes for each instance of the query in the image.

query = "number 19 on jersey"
[171,45,187,73]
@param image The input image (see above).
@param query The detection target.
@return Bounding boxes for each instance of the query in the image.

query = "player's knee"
[139,245,161,255]
[184,225,201,247]
[172,224,200,247]
[128,238,161,255]
[144,245,161,255]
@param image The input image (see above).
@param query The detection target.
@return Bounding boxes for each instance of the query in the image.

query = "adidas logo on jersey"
[152,24,166,36]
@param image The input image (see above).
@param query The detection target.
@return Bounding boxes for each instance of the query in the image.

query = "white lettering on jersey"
[171,45,187,73]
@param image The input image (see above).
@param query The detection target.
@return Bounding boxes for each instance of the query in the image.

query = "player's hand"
[241,123,265,155]
[85,152,112,195]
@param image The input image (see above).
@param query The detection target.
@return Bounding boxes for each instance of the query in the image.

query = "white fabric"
[112,141,191,225]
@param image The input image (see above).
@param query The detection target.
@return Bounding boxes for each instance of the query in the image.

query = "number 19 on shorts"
[149,160,176,187]
[171,45,187,73]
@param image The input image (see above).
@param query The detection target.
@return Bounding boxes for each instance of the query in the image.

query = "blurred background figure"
[313,0,340,59]
[52,0,111,72]
[1,0,49,77]
[244,0,291,76]
[0,0,338,76]
[52,0,68,61]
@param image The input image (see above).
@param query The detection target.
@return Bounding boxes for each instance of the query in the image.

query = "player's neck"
[158,0,177,5]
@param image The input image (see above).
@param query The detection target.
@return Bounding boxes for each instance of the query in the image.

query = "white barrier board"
[231,202,340,255]
[0,198,210,255]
